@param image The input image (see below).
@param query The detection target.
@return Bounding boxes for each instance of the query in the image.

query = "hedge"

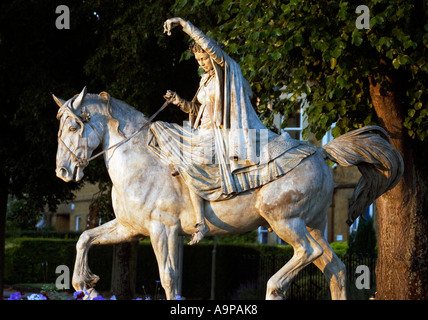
[6,237,350,299]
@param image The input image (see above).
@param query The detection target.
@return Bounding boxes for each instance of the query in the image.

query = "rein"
[59,99,171,167]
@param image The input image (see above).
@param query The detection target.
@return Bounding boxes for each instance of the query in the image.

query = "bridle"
[58,99,171,168]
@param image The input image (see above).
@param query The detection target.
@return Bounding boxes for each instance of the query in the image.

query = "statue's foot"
[188,222,209,245]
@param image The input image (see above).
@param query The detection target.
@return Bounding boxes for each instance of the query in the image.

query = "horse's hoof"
[84,288,100,300]
[72,273,100,293]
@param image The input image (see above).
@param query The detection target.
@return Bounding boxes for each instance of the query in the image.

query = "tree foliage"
[76,0,221,223]
[178,0,427,141]
[0,0,101,216]
[83,0,205,124]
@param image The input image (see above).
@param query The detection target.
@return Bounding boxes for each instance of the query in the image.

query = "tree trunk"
[369,72,428,299]
[110,241,138,300]
[0,174,8,298]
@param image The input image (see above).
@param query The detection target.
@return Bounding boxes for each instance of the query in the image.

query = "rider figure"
[163,27,215,245]
[163,17,274,244]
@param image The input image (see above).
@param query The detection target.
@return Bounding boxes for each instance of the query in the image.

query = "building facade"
[46,183,99,232]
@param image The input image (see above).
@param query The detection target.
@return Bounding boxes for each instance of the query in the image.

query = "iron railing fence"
[233,253,377,300]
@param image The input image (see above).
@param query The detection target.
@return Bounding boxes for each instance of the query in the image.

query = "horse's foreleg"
[72,218,137,298]
[150,220,180,300]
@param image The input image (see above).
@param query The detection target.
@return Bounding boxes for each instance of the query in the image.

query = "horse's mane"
[86,93,148,139]
[57,91,149,140]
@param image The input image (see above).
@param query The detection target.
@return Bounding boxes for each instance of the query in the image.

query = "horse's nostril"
[56,167,71,181]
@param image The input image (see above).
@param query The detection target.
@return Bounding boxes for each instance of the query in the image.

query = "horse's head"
[54,87,105,182]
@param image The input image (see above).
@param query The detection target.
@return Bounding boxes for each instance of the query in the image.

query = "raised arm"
[164,17,225,67]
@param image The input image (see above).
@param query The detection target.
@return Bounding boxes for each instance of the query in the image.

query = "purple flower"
[27,293,47,300]
[8,292,21,300]
[91,295,105,300]
[74,291,85,300]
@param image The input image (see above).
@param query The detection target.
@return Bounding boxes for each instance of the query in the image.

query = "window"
[276,90,308,140]
[75,215,81,231]
[322,123,337,168]
[258,226,268,244]
[281,108,303,140]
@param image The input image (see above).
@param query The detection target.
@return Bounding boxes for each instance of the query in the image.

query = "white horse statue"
[54,87,403,300]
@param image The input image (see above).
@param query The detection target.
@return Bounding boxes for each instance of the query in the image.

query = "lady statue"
[149,18,287,244]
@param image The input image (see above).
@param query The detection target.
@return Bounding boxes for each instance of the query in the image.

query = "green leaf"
[320,114,329,127]
[331,46,343,59]
[392,58,400,69]
[326,102,335,111]
[337,76,346,88]
[331,125,341,138]
[398,54,409,65]
[270,51,282,60]
[414,102,423,110]
[294,34,304,47]
[330,57,337,69]
[351,29,363,46]
[338,105,346,116]
[251,31,260,41]
[284,40,294,51]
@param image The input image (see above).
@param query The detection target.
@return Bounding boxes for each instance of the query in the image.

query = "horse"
[54,87,403,300]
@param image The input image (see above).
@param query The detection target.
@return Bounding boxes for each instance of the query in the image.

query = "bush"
[330,241,348,255]
[5,238,77,284]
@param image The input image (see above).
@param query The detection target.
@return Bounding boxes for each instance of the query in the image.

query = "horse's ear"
[99,91,110,102]
[52,94,65,108]
[73,86,87,109]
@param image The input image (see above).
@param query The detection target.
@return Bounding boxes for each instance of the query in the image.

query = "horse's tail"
[321,125,404,226]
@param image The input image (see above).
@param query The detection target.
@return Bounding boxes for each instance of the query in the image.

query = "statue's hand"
[164,90,182,105]
[163,17,185,36]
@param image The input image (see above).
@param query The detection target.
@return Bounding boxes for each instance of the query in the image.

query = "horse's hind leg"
[72,218,137,298]
[308,228,347,300]
[264,217,323,300]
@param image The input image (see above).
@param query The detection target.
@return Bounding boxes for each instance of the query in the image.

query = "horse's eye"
[69,125,78,132]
